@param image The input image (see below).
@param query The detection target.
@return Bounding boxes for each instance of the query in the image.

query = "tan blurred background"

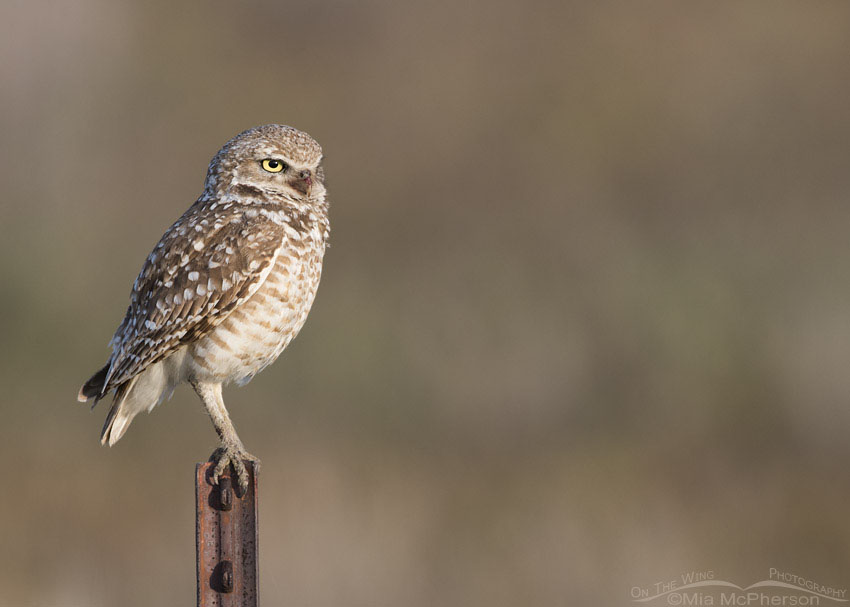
[2,1,850,605]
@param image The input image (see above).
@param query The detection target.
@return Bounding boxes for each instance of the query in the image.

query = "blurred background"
[2,1,850,605]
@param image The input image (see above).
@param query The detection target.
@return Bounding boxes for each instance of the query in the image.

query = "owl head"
[204,124,325,202]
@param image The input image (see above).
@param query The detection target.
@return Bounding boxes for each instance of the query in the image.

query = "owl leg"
[191,380,260,494]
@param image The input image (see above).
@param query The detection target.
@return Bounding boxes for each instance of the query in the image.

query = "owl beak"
[290,170,313,195]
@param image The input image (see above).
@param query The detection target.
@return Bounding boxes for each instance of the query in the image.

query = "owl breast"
[187,222,325,386]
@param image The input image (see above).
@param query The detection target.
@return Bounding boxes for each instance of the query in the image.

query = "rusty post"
[196,462,259,607]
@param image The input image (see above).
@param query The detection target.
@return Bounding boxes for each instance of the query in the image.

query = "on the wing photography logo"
[630,569,846,606]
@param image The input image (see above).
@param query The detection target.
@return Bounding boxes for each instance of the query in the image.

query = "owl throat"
[203,183,329,248]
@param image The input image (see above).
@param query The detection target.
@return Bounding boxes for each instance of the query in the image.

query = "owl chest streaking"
[78,124,329,492]
[190,202,328,386]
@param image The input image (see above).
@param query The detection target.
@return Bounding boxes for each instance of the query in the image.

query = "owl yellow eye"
[261,159,286,173]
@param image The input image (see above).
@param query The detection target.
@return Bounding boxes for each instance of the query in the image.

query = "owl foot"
[209,444,260,495]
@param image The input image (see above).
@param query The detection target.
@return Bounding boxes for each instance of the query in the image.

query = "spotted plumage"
[78,124,329,491]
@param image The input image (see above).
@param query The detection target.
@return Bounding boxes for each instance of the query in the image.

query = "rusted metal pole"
[196,462,259,607]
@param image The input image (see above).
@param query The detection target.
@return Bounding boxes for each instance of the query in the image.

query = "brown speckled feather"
[103,204,286,392]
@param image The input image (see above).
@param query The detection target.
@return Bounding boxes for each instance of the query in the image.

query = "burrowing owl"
[78,124,329,492]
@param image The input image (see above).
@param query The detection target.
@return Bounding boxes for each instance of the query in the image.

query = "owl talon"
[210,445,259,495]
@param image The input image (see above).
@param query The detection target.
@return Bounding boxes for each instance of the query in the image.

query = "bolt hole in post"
[196,461,259,607]
[217,477,233,511]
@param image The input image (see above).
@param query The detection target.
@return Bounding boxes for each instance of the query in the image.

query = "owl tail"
[99,360,172,446]
[78,364,109,402]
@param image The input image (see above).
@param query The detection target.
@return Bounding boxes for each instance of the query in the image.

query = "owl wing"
[100,205,285,394]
